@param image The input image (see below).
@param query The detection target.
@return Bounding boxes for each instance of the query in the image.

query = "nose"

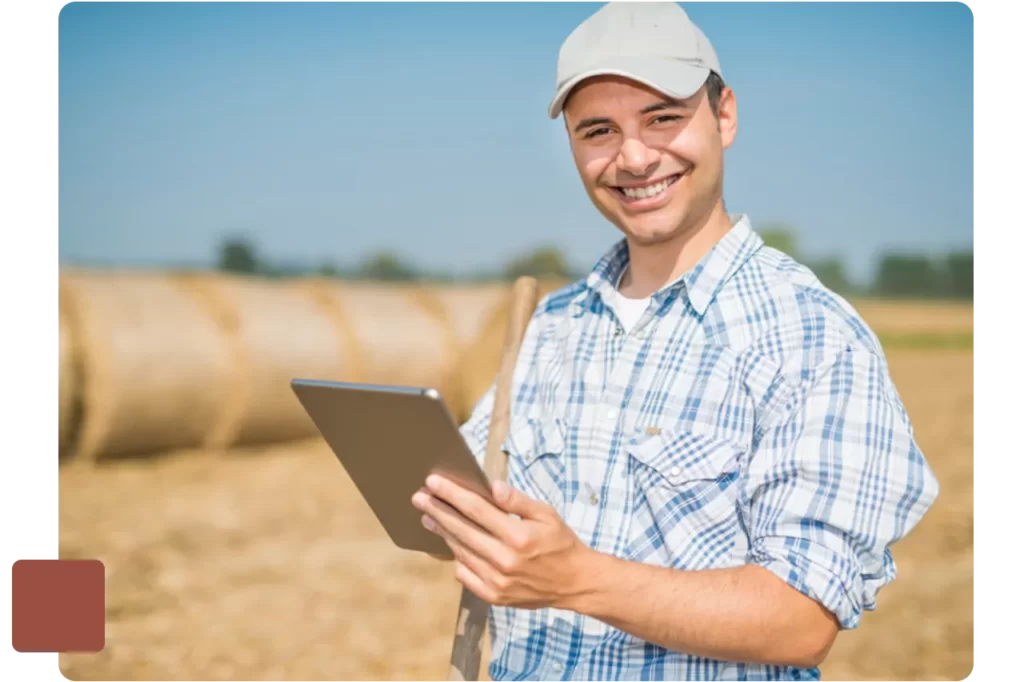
[616,137,659,177]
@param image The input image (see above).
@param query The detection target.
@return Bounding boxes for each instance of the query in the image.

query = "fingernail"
[422,515,436,531]
[426,475,442,491]
[412,492,428,507]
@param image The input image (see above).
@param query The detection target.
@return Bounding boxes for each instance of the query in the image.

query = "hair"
[703,72,729,212]
[704,71,726,119]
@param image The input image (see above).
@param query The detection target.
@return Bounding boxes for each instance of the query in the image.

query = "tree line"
[217,228,972,300]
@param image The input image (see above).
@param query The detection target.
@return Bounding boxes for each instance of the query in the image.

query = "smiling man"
[412,3,939,680]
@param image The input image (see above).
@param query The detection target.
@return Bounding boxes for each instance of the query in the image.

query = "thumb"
[491,480,544,519]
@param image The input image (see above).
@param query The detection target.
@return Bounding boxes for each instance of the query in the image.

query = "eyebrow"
[572,100,689,133]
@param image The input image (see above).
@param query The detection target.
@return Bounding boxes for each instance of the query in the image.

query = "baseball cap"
[548,2,722,119]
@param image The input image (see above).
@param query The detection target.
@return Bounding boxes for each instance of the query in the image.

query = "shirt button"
[669,466,681,477]
[636,329,646,339]
[553,662,565,674]
[589,492,600,505]
[606,408,616,419]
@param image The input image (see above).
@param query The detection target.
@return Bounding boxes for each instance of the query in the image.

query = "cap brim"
[547,58,711,119]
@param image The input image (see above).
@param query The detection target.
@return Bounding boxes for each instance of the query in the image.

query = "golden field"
[57,285,973,681]
[848,298,973,336]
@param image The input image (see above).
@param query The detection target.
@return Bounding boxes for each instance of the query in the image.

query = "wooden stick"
[447,276,540,681]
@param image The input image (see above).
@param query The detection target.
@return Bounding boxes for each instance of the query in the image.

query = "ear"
[717,86,738,150]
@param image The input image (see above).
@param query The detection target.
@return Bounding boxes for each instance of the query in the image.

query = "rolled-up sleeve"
[743,345,940,630]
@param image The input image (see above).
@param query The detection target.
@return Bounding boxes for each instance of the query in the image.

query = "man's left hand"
[412,475,592,610]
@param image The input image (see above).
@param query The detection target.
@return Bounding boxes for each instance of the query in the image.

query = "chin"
[615,213,689,246]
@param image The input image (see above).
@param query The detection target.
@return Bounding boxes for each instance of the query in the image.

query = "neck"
[618,202,734,298]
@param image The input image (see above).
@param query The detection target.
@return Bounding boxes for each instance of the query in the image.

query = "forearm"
[564,549,839,668]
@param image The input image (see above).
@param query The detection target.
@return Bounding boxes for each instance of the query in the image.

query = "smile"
[612,172,684,202]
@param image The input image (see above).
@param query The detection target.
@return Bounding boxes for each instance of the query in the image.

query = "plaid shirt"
[459,214,939,681]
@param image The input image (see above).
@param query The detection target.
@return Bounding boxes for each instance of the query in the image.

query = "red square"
[12,559,105,653]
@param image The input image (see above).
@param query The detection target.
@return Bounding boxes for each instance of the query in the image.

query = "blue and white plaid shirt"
[459,214,939,681]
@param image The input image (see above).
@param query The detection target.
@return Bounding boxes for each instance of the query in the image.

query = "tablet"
[290,378,493,559]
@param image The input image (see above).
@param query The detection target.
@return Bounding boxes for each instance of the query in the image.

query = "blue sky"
[58,2,973,286]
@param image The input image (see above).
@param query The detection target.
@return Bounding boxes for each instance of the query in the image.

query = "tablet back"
[290,379,491,558]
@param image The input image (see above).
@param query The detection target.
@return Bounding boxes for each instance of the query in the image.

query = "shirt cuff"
[747,535,866,630]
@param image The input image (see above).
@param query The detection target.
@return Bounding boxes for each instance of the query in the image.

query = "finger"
[491,480,549,521]
[414,490,491,539]
[424,515,503,585]
[416,491,514,571]
[425,474,517,540]
[453,559,499,605]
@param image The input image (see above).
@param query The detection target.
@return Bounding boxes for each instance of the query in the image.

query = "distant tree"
[872,254,940,297]
[757,223,799,259]
[503,246,573,280]
[264,263,306,279]
[807,258,853,295]
[218,237,260,274]
[357,251,419,281]
[317,262,340,277]
[945,251,973,299]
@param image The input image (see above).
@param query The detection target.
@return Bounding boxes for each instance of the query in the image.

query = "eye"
[651,114,683,125]
[583,127,613,139]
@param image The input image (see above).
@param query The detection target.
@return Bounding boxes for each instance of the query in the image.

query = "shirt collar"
[573,214,763,317]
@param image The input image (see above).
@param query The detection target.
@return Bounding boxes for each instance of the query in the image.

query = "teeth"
[622,178,671,199]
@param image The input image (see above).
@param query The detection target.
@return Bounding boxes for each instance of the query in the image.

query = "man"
[412,3,939,680]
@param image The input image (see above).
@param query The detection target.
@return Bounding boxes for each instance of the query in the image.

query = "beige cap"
[548,2,723,119]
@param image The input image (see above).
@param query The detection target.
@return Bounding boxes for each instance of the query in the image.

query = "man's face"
[563,75,736,246]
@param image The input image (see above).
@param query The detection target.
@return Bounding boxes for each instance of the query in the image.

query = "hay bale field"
[178,274,355,450]
[58,270,240,462]
[849,297,973,335]
[57,342,972,681]
[56,271,534,461]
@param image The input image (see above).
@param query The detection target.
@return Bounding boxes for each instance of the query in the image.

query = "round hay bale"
[59,269,238,461]
[303,280,466,419]
[181,274,351,449]
[428,283,513,350]
[58,282,83,458]
[426,283,514,423]
[456,277,568,415]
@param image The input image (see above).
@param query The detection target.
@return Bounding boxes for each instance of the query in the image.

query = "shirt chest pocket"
[502,417,567,513]
[624,428,745,570]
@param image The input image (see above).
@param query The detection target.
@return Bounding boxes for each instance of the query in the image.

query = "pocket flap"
[503,417,566,463]
[627,427,744,485]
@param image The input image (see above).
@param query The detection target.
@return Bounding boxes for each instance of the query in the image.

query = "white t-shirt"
[607,267,651,333]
